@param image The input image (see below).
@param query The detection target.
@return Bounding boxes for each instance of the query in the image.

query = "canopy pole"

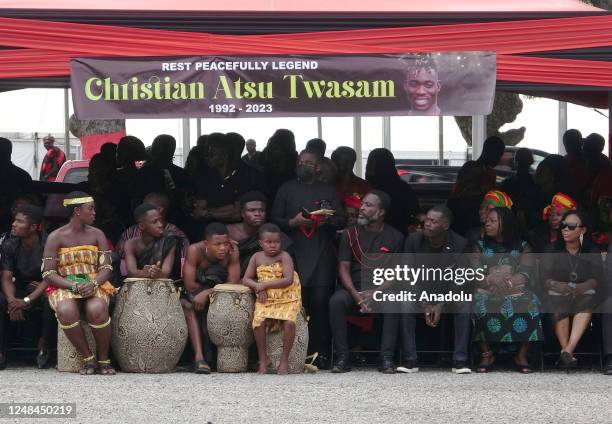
[471,115,486,160]
[382,116,391,150]
[558,101,567,155]
[608,92,612,158]
[196,118,202,138]
[438,116,444,165]
[353,116,362,178]
[317,117,322,139]
[182,118,190,166]
[64,88,71,160]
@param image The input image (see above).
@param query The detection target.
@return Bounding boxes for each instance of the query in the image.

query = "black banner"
[70,53,496,119]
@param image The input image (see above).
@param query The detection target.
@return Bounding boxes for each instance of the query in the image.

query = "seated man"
[330,190,404,373]
[42,191,118,375]
[181,223,240,374]
[227,191,292,276]
[380,205,471,374]
[116,192,189,277]
[123,204,180,280]
[0,205,55,369]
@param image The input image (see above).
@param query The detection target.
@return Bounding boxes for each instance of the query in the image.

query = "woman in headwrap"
[471,207,543,374]
[528,193,577,253]
[465,191,513,246]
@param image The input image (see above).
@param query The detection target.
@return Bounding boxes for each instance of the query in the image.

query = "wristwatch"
[23,296,31,304]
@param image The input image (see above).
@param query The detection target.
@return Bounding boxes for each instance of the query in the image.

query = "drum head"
[123,278,174,283]
[213,283,252,293]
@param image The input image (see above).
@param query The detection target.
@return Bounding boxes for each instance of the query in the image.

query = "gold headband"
[63,196,94,207]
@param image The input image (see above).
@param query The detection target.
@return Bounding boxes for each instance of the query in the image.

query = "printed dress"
[472,240,543,343]
[252,262,301,331]
[47,245,117,311]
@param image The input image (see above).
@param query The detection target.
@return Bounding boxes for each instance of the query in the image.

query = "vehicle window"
[63,168,89,184]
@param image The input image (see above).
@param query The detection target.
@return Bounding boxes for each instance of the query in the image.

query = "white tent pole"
[182,118,190,166]
[317,117,322,139]
[353,116,362,178]
[558,101,567,155]
[438,116,444,165]
[64,88,71,160]
[382,116,391,150]
[471,115,486,160]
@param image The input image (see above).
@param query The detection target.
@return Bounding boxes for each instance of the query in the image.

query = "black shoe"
[451,361,472,374]
[331,355,351,373]
[379,357,397,374]
[603,355,612,376]
[314,354,331,371]
[556,351,578,369]
[36,349,50,369]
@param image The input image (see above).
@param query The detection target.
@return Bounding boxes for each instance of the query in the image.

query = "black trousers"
[601,296,612,356]
[0,292,6,353]
[302,285,332,356]
[380,301,472,362]
[0,290,56,353]
[329,289,359,356]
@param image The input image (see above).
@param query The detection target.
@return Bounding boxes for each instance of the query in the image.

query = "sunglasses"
[560,222,584,231]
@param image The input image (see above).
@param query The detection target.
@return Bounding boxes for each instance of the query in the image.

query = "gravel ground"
[1,367,611,424]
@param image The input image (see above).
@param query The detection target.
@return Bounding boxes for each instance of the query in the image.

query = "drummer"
[123,203,181,280]
[181,222,240,374]
[42,191,117,375]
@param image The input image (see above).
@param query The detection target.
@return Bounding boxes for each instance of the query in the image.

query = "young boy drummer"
[242,223,302,374]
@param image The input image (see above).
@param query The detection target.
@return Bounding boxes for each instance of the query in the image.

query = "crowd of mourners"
[1,127,612,376]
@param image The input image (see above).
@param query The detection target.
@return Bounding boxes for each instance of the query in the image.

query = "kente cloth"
[252,262,302,331]
[47,245,117,311]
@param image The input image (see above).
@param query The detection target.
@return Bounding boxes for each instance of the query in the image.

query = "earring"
[579,233,584,245]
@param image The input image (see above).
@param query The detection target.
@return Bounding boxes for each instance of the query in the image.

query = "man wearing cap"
[39,135,66,182]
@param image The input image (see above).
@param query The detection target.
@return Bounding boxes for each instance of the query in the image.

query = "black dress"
[540,244,602,320]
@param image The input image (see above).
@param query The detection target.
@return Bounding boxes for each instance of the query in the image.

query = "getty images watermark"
[358,253,612,314]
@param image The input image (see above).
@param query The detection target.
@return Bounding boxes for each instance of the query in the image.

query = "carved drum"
[207,283,254,372]
[57,320,96,373]
[111,278,187,373]
[266,308,309,374]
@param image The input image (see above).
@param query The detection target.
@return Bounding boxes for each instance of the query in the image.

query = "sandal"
[194,359,211,374]
[97,359,116,375]
[79,355,97,376]
[475,351,495,373]
[513,356,534,374]
[304,352,319,373]
[556,351,578,369]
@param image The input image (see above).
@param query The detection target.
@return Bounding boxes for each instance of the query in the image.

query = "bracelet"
[41,270,58,279]
[98,264,114,271]
[70,282,81,293]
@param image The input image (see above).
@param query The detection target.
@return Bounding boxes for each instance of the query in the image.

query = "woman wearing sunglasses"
[541,210,602,368]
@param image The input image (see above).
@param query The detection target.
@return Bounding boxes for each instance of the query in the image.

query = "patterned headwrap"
[542,192,577,221]
[343,194,363,210]
[483,190,513,209]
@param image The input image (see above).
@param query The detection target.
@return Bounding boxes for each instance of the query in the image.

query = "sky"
[0,88,608,177]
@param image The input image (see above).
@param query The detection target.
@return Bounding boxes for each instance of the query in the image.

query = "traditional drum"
[266,308,309,374]
[111,278,187,373]
[207,283,254,372]
[57,320,96,373]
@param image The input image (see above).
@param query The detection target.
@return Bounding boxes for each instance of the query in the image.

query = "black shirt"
[338,224,404,290]
[0,235,45,291]
[272,179,346,286]
[196,162,264,208]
